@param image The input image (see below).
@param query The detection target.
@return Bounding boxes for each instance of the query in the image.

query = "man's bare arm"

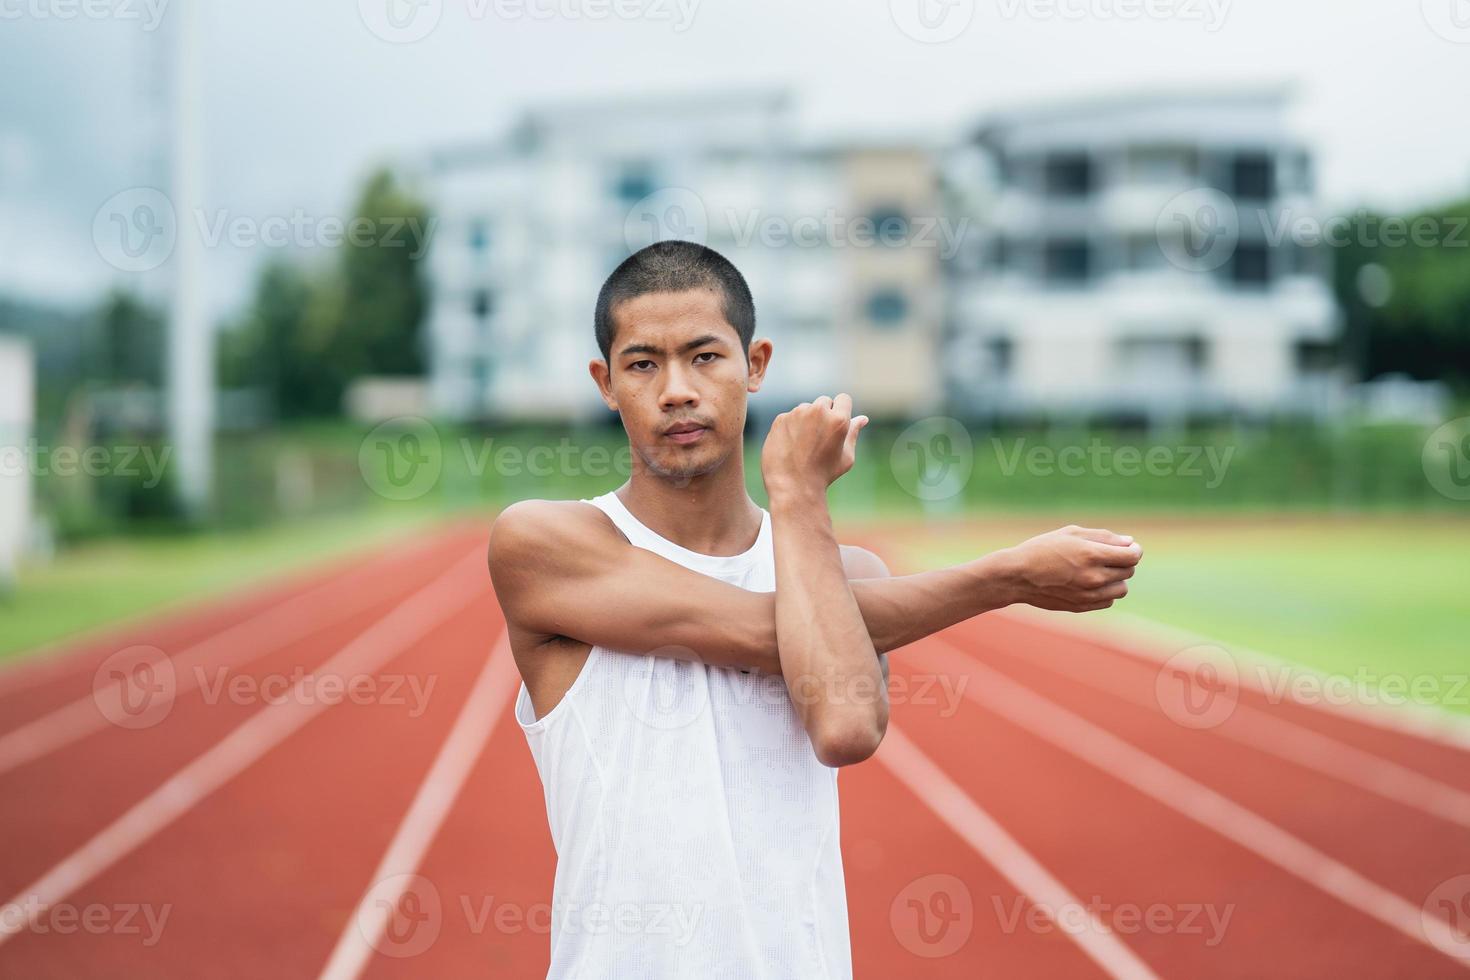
[488,498,784,675]
[762,394,887,767]
[488,502,1140,675]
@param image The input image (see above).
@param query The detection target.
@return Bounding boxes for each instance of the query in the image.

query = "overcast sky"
[2,0,1468,318]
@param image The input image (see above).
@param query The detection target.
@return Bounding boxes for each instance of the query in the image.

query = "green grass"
[889,515,1470,714]
[0,506,458,664]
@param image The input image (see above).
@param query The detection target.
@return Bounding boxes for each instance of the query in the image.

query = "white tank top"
[514,490,851,979]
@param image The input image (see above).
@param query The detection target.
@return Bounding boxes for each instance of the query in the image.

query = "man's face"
[591,288,770,483]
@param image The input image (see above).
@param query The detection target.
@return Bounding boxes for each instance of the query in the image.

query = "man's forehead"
[612,290,737,349]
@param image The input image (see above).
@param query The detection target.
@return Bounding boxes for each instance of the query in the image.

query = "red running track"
[0,520,1466,978]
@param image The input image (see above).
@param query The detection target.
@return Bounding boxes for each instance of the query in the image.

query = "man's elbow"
[813,716,887,768]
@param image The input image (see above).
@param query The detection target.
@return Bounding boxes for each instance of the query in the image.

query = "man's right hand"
[997,525,1143,613]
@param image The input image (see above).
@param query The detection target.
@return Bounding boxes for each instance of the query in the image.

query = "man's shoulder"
[838,544,890,579]
[487,498,618,569]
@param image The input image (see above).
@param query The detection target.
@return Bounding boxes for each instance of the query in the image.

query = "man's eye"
[694,352,719,364]
[630,360,655,371]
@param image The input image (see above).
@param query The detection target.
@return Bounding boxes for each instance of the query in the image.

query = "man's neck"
[614,456,764,558]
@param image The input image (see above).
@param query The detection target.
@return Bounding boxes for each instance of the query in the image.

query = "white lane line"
[0,531,448,702]
[318,630,519,980]
[973,632,1470,831]
[1000,607,1470,754]
[921,636,1470,971]
[0,539,453,776]
[878,724,1161,980]
[0,548,486,949]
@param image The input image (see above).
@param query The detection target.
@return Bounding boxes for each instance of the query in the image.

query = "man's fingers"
[812,395,833,411]
[832,392,853,418]
[1086,563,1134,585]
[1078,581,1129,604]
[1073,526,1135,547]
[1090,540,1143,566]
[844,415,869,457]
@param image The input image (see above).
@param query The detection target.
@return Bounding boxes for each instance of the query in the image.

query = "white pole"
[168,0,211,514]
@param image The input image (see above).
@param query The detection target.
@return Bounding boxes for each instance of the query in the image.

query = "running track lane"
[0,528,480,901]
[2,523,1468,976]
[890,626,1469,978]
[0,524,465,716]
[0,526,472,741]
[0,526,493,976]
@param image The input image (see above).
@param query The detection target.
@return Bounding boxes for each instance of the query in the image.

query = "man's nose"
[658,363,700,409]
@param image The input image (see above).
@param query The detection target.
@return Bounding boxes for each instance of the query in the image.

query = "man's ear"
[746,338,773,394]
[589,359,618,411]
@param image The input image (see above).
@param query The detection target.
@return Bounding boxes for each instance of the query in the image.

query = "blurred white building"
[946,85,1342,422]
[419,90,944,423]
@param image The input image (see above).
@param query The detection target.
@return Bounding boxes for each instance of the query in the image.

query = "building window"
[1123,235,1167,271]
[1043,239,1091,284]
[1230,153,1274,201]
[613,163,657,205]
[471,355,493,392]
[1295,340,1337,373]
[471,290,493,320]
[1043,153,1093,198]
[1282,150,1313,195]
[865,288,909,327]
[468,220,489,253]
[1117,337,1207,378]
[869,206,910,245]
[986,337,1013,376]
[990,234,1009,271]
[1226,243,1271,288]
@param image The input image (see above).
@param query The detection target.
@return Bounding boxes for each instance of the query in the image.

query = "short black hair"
[594,240,756,362]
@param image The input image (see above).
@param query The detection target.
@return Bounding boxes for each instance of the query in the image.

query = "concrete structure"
[948,85,1342,421]
[0,337,34,587]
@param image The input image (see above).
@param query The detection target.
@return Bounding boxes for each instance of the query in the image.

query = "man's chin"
[641,444,726,483]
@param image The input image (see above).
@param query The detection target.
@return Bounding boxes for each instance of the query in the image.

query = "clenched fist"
[762,394,869,502]
[1001,525,1143,612]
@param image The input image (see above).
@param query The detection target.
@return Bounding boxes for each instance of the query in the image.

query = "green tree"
[95,289,166,386]
[220,167,433,418]
[1331,198,1470,390]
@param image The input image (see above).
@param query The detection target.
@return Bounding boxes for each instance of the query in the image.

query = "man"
[487,240,1141,978]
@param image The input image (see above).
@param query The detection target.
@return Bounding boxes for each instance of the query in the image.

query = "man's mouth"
[662,422,709,445]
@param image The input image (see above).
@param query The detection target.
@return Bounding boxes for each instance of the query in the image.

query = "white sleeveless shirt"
[514,490,852,979]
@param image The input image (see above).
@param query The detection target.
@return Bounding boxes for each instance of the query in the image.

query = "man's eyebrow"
[679,334,725,353]
[618,334,727,358]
